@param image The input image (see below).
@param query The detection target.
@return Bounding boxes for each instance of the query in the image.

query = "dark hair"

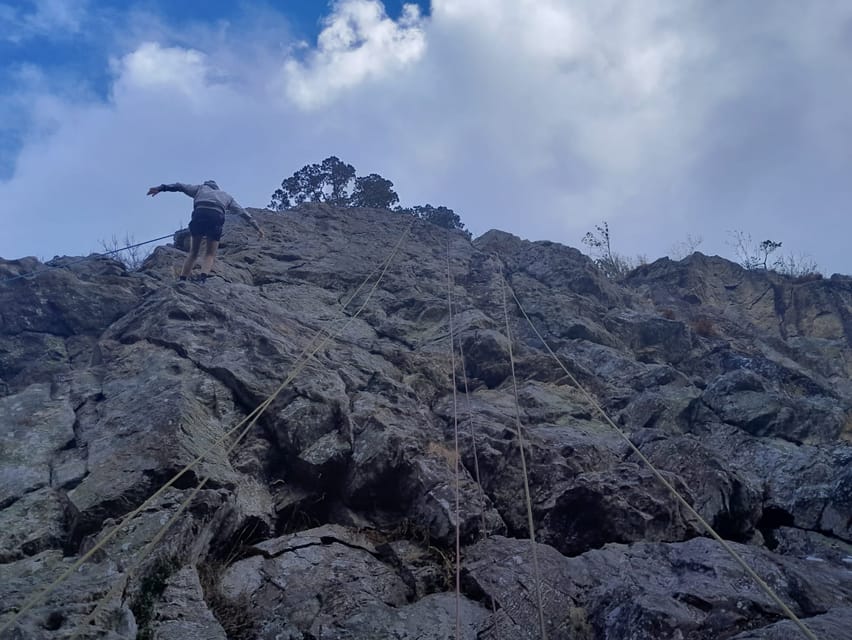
[203,180,219,190]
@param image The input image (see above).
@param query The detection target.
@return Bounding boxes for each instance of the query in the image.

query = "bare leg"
[180,235,202,277]
[200,239,219,275]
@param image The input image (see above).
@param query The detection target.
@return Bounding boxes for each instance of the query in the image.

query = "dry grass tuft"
[841,412,852,443]
[691,317,717,337]
[427,441,459,468]
[198,561,256,640]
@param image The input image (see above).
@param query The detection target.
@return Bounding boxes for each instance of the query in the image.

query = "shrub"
[99,233,151,271]
[581,221,637,280]
[728,230,820,278]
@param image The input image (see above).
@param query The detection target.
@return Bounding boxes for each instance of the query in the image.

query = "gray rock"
[0,332,69,393]
[66,340,255,540]
[220,525,413,637]
[604,309,693,364]
[539,462,702,554]
[0,488,74,563]
[462,535,589,640]
[730,608,852,639]
[3,205,852,639]
[694,426,852,544]
[324,592,491,639]
[702,369,845,443]
[50,447,87,492]
[770,526,852,565]
[0,254,150,337]
[0,383,76,507]
[150,566,227,640]
[632,431,763,538]
[465,535,852,640]
[0,551,137,639]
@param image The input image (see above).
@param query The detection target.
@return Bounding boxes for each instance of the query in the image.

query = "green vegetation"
[131,556,179,640]
[270,156,469,236]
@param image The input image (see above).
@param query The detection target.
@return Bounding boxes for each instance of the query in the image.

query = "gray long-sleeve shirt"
[159,182,259,230]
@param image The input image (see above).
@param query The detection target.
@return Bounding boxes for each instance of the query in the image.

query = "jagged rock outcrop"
[1,203,851,639]
[464,535,852,639]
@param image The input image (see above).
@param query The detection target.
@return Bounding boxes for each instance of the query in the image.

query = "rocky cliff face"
[1,203,851,640]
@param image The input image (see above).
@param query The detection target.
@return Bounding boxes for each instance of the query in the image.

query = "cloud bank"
[1,0,851,275]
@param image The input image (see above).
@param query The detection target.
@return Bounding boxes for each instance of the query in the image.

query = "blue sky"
[1,1,851,276]
[1,2,429,85]
[0,1,429,174]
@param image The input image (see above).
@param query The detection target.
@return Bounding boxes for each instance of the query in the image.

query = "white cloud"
[0,0,88,42]
[1,1,852,275]
[115,43,208,93]
[281,0,426,108]
[107,42,231,113]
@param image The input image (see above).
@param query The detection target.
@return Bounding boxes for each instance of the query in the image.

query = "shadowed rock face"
[1,204,851,639]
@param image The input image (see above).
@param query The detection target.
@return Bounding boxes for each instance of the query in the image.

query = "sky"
[1,1,851,275]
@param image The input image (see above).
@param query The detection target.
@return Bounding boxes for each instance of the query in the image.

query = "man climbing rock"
[147,180,264,281]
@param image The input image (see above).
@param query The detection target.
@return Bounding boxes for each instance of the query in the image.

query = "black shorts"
[189,208,225,240]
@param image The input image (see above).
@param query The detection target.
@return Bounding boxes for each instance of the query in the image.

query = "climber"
[147,180,264,281]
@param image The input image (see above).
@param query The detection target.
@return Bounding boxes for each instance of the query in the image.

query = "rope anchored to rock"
[0,233,175,284]
[500,264,549,640]
[444,229,464,639]
[0,217,416,638]
[502,277,820,640]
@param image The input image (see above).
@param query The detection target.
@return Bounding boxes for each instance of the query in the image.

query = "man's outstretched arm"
[147,183,201,197]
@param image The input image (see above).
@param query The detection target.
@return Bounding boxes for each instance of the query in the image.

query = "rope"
[499,266,548,640]
[504,281,820,640]
[72,220,415,637]
[70,218,416,638]
[71,476,212,639]
[456,328,503,640]
[444,230,463,639]
[452,252,501,639]
[457,321,487,539]
[3,220,815,640]
[0,233,175,284]
[1,216,415,637]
